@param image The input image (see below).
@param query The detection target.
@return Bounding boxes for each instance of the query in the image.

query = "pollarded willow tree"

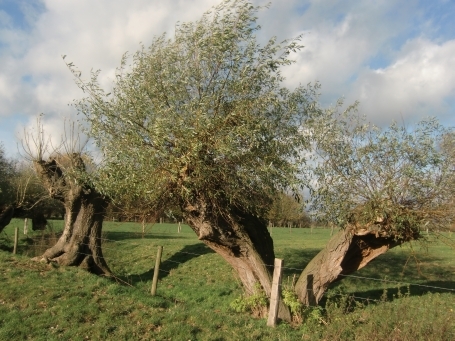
[68,0,317,317]
[296,107,455,305]
[23,121,111,276]
[32,154,111,275]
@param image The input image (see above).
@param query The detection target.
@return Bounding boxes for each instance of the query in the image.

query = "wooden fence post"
[267,258,283,327]
[151,246,163,296]
[307,274,317,306]
[13,227,19,255]
[23,218,28,236]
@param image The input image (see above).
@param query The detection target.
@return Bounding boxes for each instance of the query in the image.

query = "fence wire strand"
[8,225,455,297]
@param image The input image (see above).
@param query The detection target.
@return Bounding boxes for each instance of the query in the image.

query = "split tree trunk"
[33,156,111,276]
[295,228,400,305]
[183,198,291,321]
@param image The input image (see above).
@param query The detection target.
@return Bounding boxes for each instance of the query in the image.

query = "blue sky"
[0,0,454,157]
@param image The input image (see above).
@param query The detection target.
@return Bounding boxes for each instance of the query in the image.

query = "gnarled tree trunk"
[295,228,401,305]
[33,155,111,276]
[183,198,291,321]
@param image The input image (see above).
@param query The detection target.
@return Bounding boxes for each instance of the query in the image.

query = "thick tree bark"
[32,156,111,276]
[183,198,291,321]
[295,228,400,305]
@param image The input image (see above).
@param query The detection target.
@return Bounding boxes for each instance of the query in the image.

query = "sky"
[0,0,454,158]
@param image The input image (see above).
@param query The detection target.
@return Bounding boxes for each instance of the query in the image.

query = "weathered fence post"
[178,221,181,233]
[307,274,317,306]
[151,246,163,296]
[267,258,283,327]
[13,227,19,255]
[23,218,28,236]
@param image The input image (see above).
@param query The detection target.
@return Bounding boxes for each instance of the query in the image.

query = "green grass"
[1,220,454,340]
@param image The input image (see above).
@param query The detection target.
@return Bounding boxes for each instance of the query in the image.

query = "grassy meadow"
[1,219,454,340]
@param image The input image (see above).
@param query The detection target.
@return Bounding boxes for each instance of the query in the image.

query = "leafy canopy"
[307,106,455,239]
[70,0,317,215]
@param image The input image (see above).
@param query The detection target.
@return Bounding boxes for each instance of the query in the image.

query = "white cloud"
[350,38,455,125]
[274,1,455,127]
[280,1,409,95]
[0,0,222,157]
[1,0,222,117]
[0,0,454,157]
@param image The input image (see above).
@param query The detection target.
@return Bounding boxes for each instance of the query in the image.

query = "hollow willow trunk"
[295,229,400,305]
[183,198,291,321]
[33,156,111,276]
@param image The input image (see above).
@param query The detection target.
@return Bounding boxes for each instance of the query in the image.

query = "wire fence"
[3,220,455,330]
[4,224,455,302]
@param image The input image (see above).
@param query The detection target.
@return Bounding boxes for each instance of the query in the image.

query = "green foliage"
[68,0,317,217]
[267,193,310,227]
[282,287,304,323]
[282,286,328,326]
[0,143,16,207]
[282,287,302,316]
[230,282,268,317]
[306,108,455,239]
[325,289,363,317]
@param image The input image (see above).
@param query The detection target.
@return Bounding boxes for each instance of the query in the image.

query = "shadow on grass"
[329,250,455,306]
[350,251,454,283]
[319,280,455,311]
[0,233,14,252]
[119,243,214,285]
[0,236,38,255]
[103,231,190,242]
[277,247,455,302]
[340,280,455,301]
[0,243,12,252]
[279,245,454,275]
[278,247,323,278]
